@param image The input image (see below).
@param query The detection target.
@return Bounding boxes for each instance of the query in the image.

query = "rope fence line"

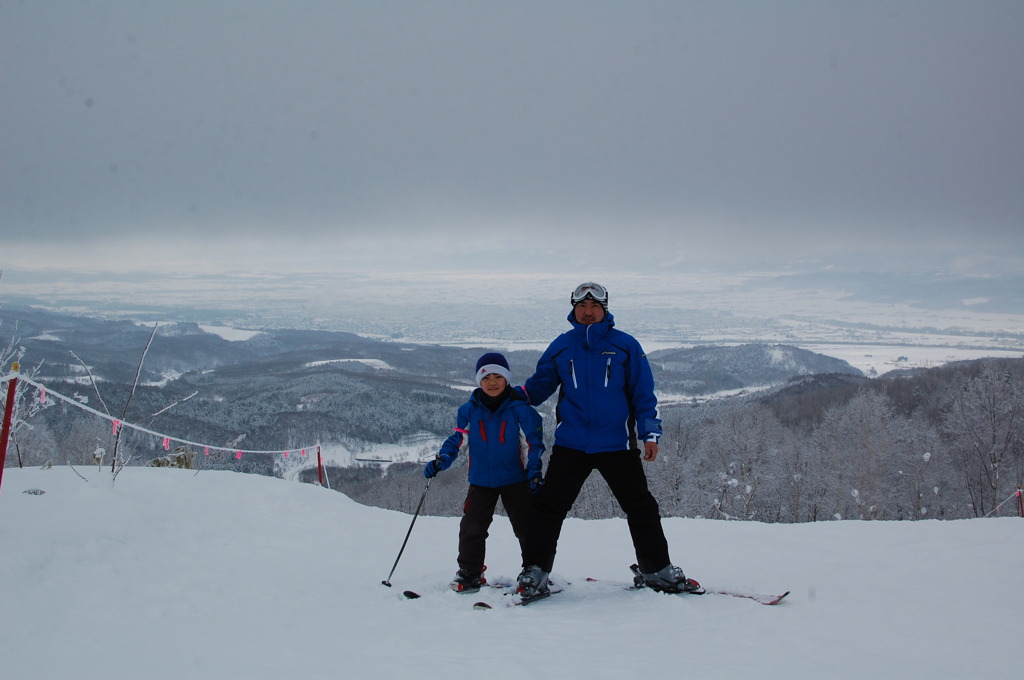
[4,369,1022,517]
[1,370,326,489]
[983,486,1024,518]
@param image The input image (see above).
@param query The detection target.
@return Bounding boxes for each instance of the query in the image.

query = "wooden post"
[0,362,21,494]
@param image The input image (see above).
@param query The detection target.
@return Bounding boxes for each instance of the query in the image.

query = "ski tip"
[711,589,790,605]
[403,590,421,599]
[472,601,492,610]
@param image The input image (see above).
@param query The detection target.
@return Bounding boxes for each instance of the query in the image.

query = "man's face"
[573,300,606,325]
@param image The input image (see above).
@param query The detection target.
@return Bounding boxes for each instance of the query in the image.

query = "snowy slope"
[0,467,1020,680]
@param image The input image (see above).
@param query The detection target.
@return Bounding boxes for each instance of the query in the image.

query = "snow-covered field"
[795,343,1023,377]
[1,467,1020,680]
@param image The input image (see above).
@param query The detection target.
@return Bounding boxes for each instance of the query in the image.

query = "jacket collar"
[470,386,513,412]
[567,310,615,345]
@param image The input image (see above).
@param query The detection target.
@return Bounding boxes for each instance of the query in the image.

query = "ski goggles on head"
[570,282,608,306]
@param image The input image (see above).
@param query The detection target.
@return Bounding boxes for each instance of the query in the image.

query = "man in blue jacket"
[515,282,696,602]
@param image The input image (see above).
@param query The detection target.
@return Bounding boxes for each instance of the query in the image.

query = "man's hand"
[643,440,659,462]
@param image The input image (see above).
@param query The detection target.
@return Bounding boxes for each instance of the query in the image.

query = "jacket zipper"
[478,420,507,445]
[569,359,578,388]
[605,357,611,387]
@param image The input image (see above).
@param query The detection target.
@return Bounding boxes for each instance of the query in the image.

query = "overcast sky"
[2,1,1022,275]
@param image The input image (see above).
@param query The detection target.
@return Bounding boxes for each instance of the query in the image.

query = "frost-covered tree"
[1,313,57,468]
[690,403,791,521]
[809,390,923,520]
[942,363,1024,516]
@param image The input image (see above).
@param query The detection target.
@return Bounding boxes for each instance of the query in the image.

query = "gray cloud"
[2,1,1022,273]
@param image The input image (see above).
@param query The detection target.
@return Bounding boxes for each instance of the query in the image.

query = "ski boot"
[450,566,487,593]
[631,563,704,594]
[516,565,551,604]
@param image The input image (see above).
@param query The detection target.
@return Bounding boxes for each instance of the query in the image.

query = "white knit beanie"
[475,352,512,387]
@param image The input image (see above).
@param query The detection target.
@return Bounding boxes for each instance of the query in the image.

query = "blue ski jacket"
[523,311,661,454]
[436,390,545,488]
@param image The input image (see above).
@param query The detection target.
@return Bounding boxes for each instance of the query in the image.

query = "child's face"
[480,373,508,397]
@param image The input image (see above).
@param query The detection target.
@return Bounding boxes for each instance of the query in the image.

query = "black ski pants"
[521,445,672,574]
[457,481,531,575]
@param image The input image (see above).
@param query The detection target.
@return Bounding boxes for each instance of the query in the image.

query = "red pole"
[0,363,20,494]
[317,446,324,486]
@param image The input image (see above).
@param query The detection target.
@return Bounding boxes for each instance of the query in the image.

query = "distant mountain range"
[650,344,862,398]
[2,304,862,464]
[4,303,861,393]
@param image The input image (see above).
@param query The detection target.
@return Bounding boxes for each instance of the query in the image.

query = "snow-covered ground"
[796,343,1024,377]
[1,467,1020,680]
[197,325,264,342]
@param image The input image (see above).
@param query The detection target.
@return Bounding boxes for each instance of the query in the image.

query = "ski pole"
[382,477,432,587]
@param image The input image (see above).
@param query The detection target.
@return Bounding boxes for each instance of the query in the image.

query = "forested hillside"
[329,358,1024,523]
[4,305,1021,522]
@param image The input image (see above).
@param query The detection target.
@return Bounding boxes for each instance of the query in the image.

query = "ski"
[577,567,790,606]
[510,593,548,606]
[402,585,558,606]
[507,585,563,607]
[402,580,511,602]
[406,575,788,606]
[626,580,789,605]
[712,589,790,605]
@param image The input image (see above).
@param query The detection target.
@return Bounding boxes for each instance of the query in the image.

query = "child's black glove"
[530,476,545,495]
[423,454,453,478]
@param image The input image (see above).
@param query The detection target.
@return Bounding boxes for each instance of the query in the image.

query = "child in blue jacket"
[424,352,545,592]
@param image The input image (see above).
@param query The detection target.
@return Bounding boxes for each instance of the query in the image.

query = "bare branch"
[120,323,158,422]
[65,458,89,482]
[112,323,159,477]
[70,350,111,417]
[111,452,135,482]
[142,391,199,422]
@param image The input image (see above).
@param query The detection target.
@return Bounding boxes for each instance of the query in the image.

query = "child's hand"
[643,440,659,462]
[424,453,453,478]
